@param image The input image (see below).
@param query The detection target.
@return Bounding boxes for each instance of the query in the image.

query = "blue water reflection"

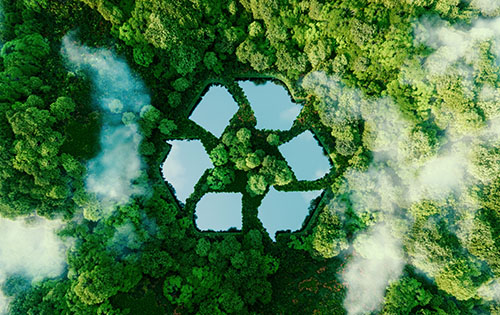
[195,193,242,231]
[162,140,212,203]
[279,130,330,180]
[258,188,321,241]
[239,81,301,130]
[190,85,239,137]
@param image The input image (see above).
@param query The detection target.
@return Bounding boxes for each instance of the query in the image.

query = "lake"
[258,188,322,241]
[165,81,327,234]
[161,140,212,203]
[190,85,239,137]
[279,130,330,180]
[238,80,301,130]
[195,192,242,231]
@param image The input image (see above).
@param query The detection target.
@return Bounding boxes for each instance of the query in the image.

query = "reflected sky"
[190,85,238,137]
[258,187,322,241]
[195,193,242,231]
[239,81,301,130]
[163,81,327,233]
[279,130,330,180]
[161,140,212,203]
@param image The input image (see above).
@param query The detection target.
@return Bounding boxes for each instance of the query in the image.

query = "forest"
[1,0,500,314]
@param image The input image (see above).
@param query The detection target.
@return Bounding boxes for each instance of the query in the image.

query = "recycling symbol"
[162,80,332,240]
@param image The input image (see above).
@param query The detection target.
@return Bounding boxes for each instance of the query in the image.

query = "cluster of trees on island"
[1,0,500,314]
[208,127,294,195]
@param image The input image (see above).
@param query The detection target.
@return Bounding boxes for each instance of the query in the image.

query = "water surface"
[165,83,327,233]
[195,193,242,231]
[279,130,330,180]
[239,81,301,130]
[190,85,238,137]
[258,188,322,240]
[161,140,212,203]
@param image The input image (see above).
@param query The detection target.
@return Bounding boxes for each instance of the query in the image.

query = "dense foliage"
[1,0,500,314]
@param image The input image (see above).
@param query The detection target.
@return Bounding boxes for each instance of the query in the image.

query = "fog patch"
[343,224,404,315]
[471,0,500,16]
[61,35,150,115]
[61,34,150,214]
[413,154,465,197]
[0,217,68,314]
[478,279,500,301]
[302,64,500,312]
[85,125,143,205]
[107,221,141,254]
[413,17,499,74]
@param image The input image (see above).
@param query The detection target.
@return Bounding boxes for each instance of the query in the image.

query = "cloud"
[61,34,150,211]
[107,221,141,254]
[471,0,500,16]
[302,73,411,314]
[343,224,404,315]
[303,70,492,312]
[61,34,150,116]
[85,124,143,205]
[409,148,469,202]
[302,21,500,308]
[0,217,68,314]
[413,16,500,75]
[478,279,500,301]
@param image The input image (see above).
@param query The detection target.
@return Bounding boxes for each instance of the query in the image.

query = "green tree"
[245,150,264,169]
[311,205,348,258]
[207,167,235,190]
[382,277,434,314]
[159,118,177,135]
[266,133,279,146]
[247,173,267,195]
[209,144,229,166]
[50,97,76,121]
[133,44,155,67]
[172,77,191,92]
[203,51,223,74]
